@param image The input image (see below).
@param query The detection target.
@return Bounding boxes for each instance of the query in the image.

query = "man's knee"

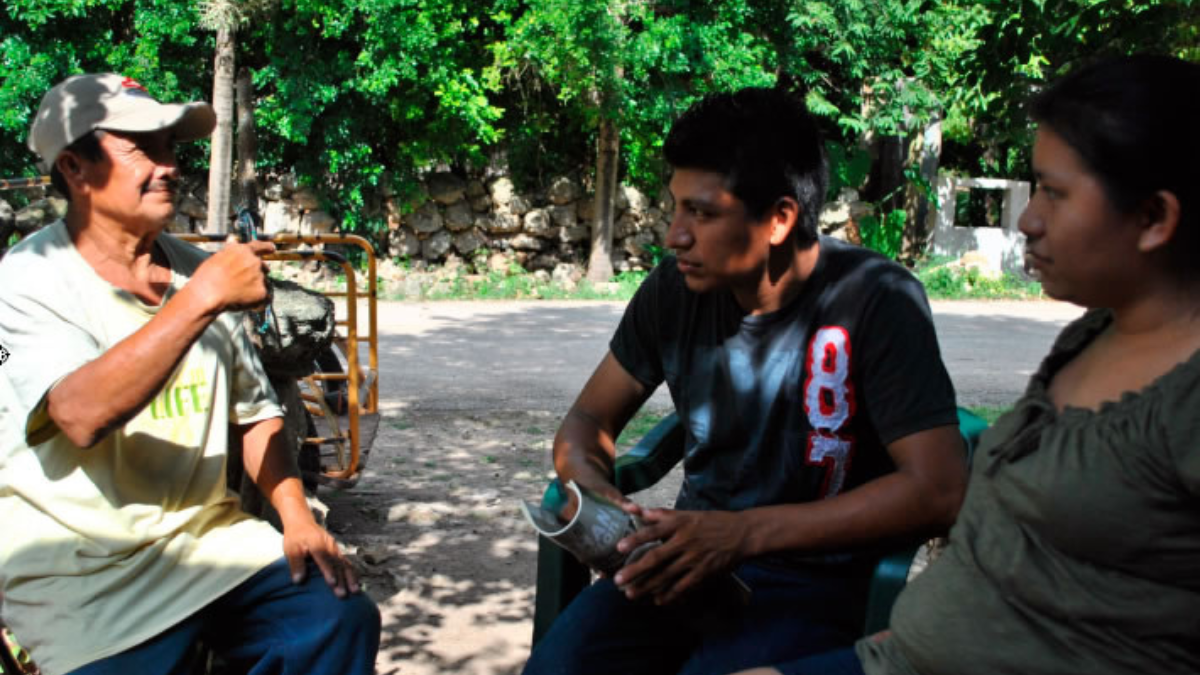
[337,592,382,641]
[525,580,693,675]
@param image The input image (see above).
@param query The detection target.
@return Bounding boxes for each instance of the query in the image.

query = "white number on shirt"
[803,326,855,498]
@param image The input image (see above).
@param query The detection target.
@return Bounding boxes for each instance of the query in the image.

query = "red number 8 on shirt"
[803,326,855,498]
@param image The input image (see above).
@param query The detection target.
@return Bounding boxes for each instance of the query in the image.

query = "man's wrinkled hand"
[282,520,361,598]
[191,237,275,313]
[611,508,746,606]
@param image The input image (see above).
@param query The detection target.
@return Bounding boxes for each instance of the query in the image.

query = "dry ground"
[324,408,679,675]
[327,409,556,675]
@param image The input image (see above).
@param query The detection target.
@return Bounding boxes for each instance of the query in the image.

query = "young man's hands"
[557,478,640,523]
[613,508,748,605]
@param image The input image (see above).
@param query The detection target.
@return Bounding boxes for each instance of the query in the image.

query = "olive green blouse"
[857,308,1200,675]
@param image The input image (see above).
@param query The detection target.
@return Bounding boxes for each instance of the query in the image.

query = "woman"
[735,54,1200,675]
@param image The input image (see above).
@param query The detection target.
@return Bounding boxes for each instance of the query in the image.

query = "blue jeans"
[67,558,381,675]
[774,648,865,675]
[523,562,868,675]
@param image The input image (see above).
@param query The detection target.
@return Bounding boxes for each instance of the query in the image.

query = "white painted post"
[934,176,956,233]
[1001,181,1030,233]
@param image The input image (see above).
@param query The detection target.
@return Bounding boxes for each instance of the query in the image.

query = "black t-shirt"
[611,237,958,566]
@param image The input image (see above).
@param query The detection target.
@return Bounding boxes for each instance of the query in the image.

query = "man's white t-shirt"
[0,221,285,674]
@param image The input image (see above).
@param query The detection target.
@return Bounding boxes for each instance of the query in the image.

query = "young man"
[523,88,967,675]
[0,74,379,674]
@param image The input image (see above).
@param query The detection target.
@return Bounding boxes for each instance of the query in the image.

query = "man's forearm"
[738,466,962,559]
[47,283,219,447]
[242,417,360,596]
[241,417,314,528]
[553,406,619,486]
[551,352,654,510]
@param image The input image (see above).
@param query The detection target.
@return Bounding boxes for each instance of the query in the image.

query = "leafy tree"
[0,0,212,180]
[243,0,505,232]
[497,0,636,282]
[497,0,783,279]
[502,0,992,263]
[945,0,1200,178]
[0,0,507,237]
[3,0,1196,268]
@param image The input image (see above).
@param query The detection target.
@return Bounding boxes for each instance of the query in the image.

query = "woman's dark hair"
[1030,55,1200,272]
[50,130,105,201]
[664,87,828,246]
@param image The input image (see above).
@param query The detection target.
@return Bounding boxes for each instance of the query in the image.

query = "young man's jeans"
[67,557,381,675]
[774,649,865,675]
[523,562,869,675]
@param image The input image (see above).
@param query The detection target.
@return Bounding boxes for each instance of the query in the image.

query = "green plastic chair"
[530,407,987,647]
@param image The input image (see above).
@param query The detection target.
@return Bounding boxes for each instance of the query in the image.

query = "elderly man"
[0,74,379,674]
[523,88,968,675]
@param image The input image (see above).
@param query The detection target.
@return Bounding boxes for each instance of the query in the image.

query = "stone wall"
[0,192,67,243]
[2,173,868,271]
[371,173,673,273]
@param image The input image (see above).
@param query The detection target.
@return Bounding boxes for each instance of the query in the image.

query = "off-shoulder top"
[857,308,1200,675]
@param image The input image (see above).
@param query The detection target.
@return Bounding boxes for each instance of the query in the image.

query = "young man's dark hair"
[663,87,829,245]
[49,131,105,200]
[1029,54,1200,277]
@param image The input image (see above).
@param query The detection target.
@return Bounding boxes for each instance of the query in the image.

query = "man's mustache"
[143,178,179,194]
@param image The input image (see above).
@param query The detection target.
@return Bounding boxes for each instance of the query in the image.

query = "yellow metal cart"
[180,233,380,488]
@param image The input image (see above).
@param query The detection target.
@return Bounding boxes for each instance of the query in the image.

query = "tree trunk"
[901,118,942,263]
[206,25,236,235]
[235,66,258,211]
[864,134,906,213]
[587,113,619,283]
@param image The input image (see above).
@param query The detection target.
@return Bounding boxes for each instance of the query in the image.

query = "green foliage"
[494,0,777,193]
[0,0,505,235]
[826,141,872,198]
[0,0,211,177]
[493,0,1004,195]
[944,0,1200,178]
[776,0,987,142]
[858,208,906,259]
[643,244,667,267]
[380,261,649,301]
[246,0,506,234]
[615,408,668,453]
[2,0,1197,261]
[915,257,1043,300]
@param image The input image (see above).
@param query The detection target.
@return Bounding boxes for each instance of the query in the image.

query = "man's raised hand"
[191,236,276,313]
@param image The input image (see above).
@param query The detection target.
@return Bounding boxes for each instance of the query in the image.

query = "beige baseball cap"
[28,73,216,171]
